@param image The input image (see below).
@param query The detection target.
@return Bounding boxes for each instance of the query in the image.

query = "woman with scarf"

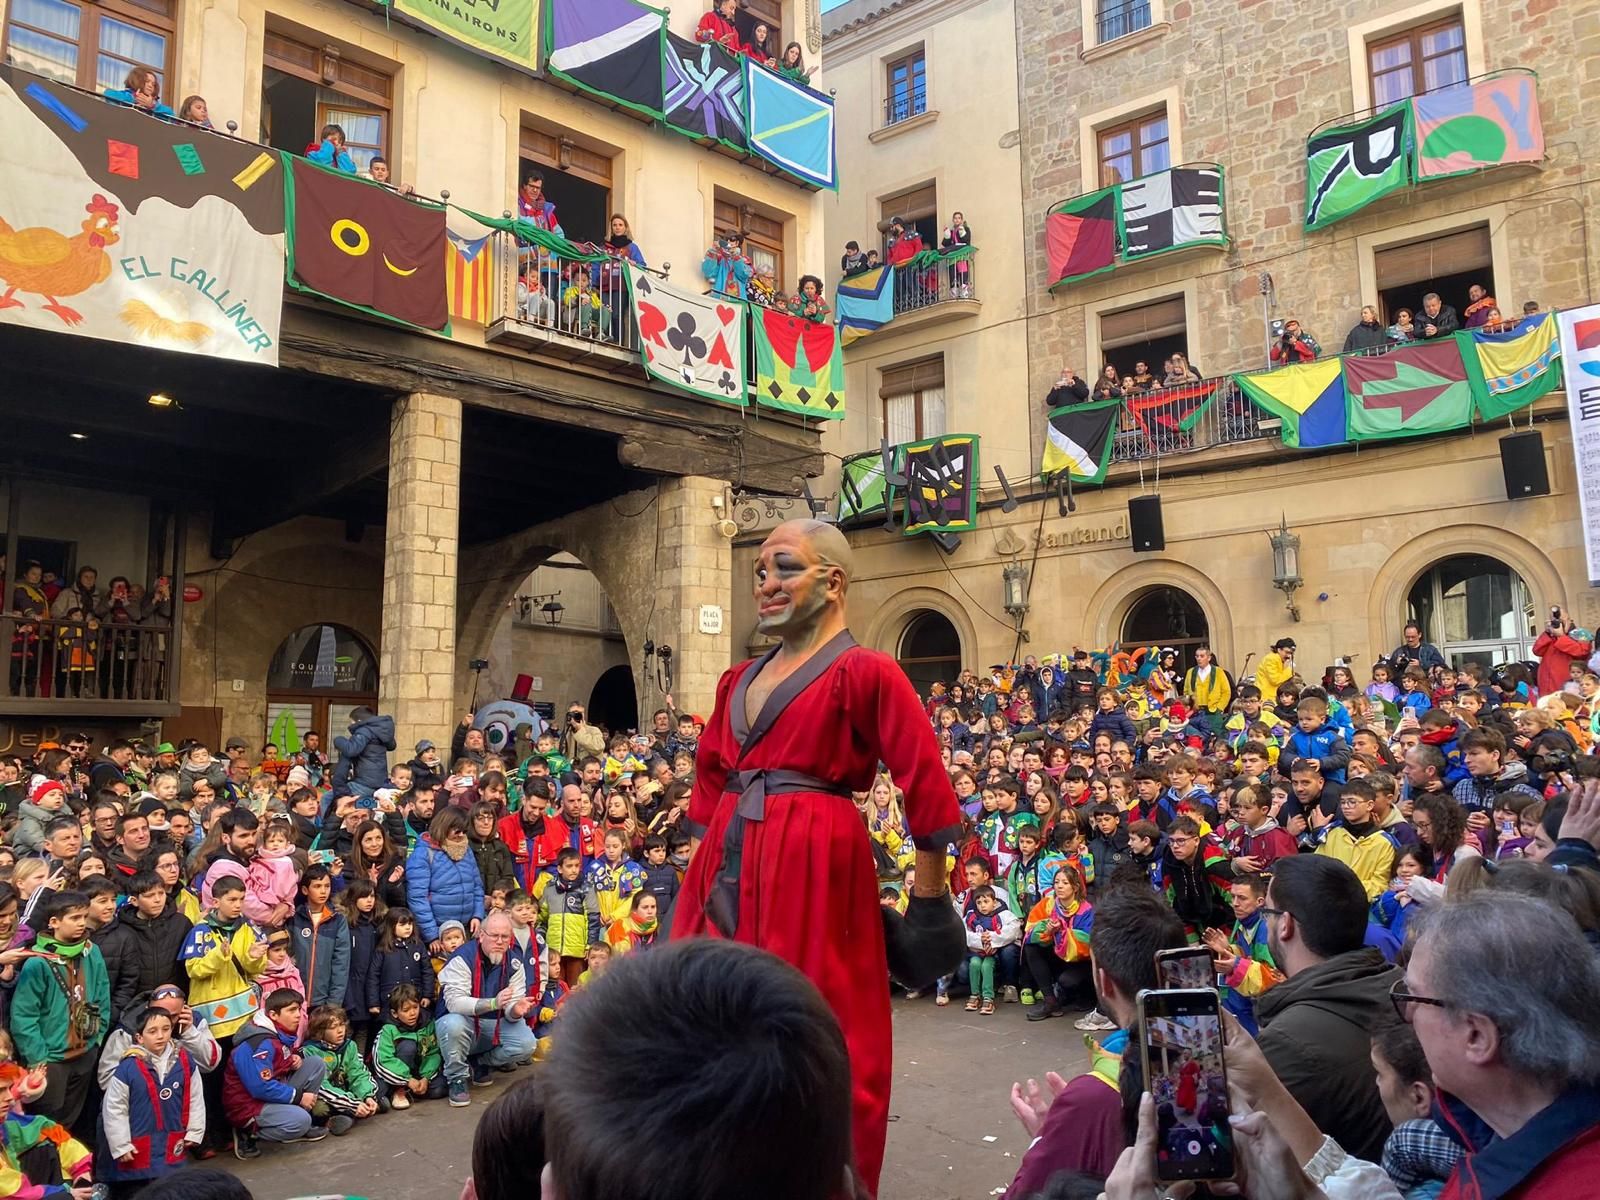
[594,214,646,341]
[405,808,484,953]
[1021,868,1094,1022]
[604,891,660,956]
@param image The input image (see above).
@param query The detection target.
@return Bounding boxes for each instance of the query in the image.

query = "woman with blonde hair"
[865,774,914,878]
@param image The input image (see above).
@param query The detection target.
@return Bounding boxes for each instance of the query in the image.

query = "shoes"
[935,993,950,1007]
[448,1083,471,1108]
[1073,1008,1117,1032]
[1002,985,1020,1004]
[980,999,996,1016]
[328,1115,356,1137]
[495,1061,519,1073]
[1026,1000,1064,1023]
[1020,989,1035,1006]
[470,1058,492,1086]
[903,990,923,1000]
[390,1089,411,1110]
[233,1133,260,1161]
[964,996,981,1012]
[293,1126,330,1143]
[189,1144,218,1161]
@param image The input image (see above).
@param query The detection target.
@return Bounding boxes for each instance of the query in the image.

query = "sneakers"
[328,1114,356,1137]
[935,993,950,1007]
[1019,989,1036,1006]
[390,1089,412,1110]
[448,1083,471,1108]
[470,1058,493,1086]
[1025,1000,1064,1023]
[964,996,981,1012]
[1073,1008,1116,1032]
[980,999,996,1016]
[1002,985,1020,1004]
[233,1132,260,1160]
[293,1125,330,1143]
[903,989,923,1000]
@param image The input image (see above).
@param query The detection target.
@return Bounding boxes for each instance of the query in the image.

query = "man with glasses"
[435,911,536,1107]
[1396,892,1600,1196]
[1254,854,1399,1163]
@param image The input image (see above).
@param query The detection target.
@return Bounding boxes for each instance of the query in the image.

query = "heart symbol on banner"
[716,304,736,325]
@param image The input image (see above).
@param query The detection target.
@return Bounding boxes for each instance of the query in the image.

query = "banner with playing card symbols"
[626,266,746,406]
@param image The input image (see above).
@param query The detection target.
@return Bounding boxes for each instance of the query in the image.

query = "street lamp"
[1002,560,1030,622]
[1268,515,1302,622]
[515,591,565,626]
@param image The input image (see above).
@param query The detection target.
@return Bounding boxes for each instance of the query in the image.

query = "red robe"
[672,635,961,1196]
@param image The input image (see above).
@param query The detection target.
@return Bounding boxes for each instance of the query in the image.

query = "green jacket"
[372,1017,442,1083]
[305,1036,377,1107]
[11,943,111,1064]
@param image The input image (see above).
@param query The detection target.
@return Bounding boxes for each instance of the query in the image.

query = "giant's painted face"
[474,699,547,758]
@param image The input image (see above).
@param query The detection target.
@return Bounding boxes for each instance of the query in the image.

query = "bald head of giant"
[753,519,854,637]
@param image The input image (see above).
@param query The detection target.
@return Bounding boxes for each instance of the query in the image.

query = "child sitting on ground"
[962,885,1019,1016]
[576,941,611,987]
[302,1006,380,1131]
[0,1028,94,1199]
[223,988,328,1159]
[371,984,446,1109]
[101,1004,205,1194]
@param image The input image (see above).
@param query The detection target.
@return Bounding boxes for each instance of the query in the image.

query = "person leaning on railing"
[104,66,175,119]
[1271,318,1321,366]
[1045,366,1089,408]
[1344,305,1391,353]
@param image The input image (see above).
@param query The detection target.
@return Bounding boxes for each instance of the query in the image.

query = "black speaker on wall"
[1129,495,1165,552]
[1500,430,1550,500]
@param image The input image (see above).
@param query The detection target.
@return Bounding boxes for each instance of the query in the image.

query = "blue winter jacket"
[1089,711,1138,746]
[307,138,357,173]
[1284,721,1351,782]
[289,902,351,1010]
[333,712,396,793]
[405,836,485,942]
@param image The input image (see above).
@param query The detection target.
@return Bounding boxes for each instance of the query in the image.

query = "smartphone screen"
[1156,946,1216,991]
[1139,988,1234,1182]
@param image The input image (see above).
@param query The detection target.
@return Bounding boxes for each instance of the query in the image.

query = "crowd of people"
[0,697,709,1196]
[6,561,173,701]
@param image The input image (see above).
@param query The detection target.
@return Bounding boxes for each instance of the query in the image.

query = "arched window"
[1407,555,1534,669]
[896,610,962,698]
[265,623,378,754]
[1121,587,1210,673]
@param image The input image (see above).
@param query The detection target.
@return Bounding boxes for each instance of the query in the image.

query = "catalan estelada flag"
[446,230,492,324]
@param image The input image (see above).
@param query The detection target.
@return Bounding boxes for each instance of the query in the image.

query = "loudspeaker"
[1129,495,1165,552]
[1500,430,1550,500]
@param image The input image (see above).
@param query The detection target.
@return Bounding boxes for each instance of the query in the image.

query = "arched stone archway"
[861,585,980,675]
[1082,560,1236,669]
[1366,524,1564,659]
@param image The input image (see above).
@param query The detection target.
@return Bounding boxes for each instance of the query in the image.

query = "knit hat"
[415,740,436,754]
[285,765,312,791]
[28,779,64,805]
[438,920,467,940]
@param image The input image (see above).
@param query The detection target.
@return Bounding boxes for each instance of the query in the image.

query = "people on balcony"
[367,158,415,197]
[1091,365,1123,402]
[52,565,102,621]
[743,21,778,68]
[1128,362,1156,394]
[104,67,175,120]
[1045,366,1089,408]
[1387,307,1416,344]
[1417,292,1459,339]
[940,213,973,298]
[1163,353,1201,385]
[841,241,868,277]
[695,0,744,52]
[749,263,780,308]
[1463,283,1499,329]
[702,231,752,300]
[778,42,815,85]
[788,275,831,324]
[1343,305,1390,353]
[307,124,358,174]
[176,96,212,129]
[595,214,645,339]
[517,172,564,322]
[885,217,929,309]
[1269,318,1321,366]
[562,271,606,339]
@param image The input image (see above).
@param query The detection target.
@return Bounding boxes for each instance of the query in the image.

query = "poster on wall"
[1558,303,1600,584]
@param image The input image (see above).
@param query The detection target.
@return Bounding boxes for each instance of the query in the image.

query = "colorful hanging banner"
[1412,73,1543,180]
[744,61,836,189]
[1235,359,1347,449]
[662,33,747,149]
[0,67,284,364]
[751,306,845,419]
[1458,313,1562,420]
[285,156,448,332]
[837,449,897,523]
[1558,305,1600,584]
[543,0,664,118]
[1125,379,1224,437]
[1304,104,1411,231]
[388,0,540,73]
[626,266,745,404]
[1344,338,1474,441]
[835,264,894,346]
[1046,190,1117,288]
[444,229,492,325]
[902,435,980,535]
[1041,399,1120,485]
[1119,166,1225,260]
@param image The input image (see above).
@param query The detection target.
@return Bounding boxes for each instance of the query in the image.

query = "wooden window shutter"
[880,356,945,398]
[881,181,936,223]
[1375,226,1491,290]
[1099,297,1188,348]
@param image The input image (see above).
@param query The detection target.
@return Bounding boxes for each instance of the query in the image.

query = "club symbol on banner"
[667,312,706,358]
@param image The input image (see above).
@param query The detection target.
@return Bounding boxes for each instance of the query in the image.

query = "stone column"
[378,393,462,756]
[654,476,733,720]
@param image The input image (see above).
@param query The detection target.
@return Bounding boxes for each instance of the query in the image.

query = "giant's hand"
[881,892,964,990]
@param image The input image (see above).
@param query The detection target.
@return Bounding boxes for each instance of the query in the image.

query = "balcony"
[1095,0,1152,44]
[883,86,928,129]
[842,247,980,345]
[0,617,177,715]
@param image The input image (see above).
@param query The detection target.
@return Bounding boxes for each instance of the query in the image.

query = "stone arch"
[1082,560,1236,669]
[861,585,981,672]
[1366,523,1565,656]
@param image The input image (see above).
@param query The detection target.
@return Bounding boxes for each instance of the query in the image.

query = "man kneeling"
[438,911,536,1107]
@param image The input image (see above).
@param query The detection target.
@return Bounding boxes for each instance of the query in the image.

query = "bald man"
[672,519,964,1196]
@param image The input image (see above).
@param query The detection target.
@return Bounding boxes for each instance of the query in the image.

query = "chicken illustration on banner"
[286,156,448,331]
[0,65,284,363]
[627,266,746,405]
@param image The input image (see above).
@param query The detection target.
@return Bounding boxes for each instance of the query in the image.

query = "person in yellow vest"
[1254,636,1297,699]
[1183,643,1233,736]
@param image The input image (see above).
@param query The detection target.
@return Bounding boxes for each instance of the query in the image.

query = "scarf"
[606,235,633,251]
[34,935,86,958]
[435,836,470,863]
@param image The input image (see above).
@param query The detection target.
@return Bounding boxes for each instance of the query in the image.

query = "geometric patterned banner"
[626,266,745,405]
[1304,104,1411,231]
[1120,166,1224,259]
[751,306,844,419]
[1344,338,1474,441]
[662,33,747,149]
[544,0,664,116]
[745,61,836,190]
[394,0,539,72]
[1413,73,1543,180]
[837,449,897,523]
[1458,312,1562,420]
[902,434,979,536]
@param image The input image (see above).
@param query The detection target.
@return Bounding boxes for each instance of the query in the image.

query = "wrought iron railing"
[487,230,662,352]
[1109,377,1261,462]
[1095,0,1152,43]
[887,247,979,314]
[1,616,174,703]
[883,85,927,127]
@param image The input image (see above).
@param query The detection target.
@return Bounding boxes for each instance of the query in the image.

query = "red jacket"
[1532,629,1592,699]
[1270,336,1318,365]
[695,11,742,51]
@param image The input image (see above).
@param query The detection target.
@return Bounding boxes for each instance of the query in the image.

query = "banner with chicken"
[0,67,285,365]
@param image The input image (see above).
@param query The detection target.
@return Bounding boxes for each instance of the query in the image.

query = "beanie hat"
[285,765,312,791]
[438,920,467,940]
[28,779,65,806]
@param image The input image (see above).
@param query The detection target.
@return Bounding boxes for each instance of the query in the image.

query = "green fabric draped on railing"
[456,205,614,263]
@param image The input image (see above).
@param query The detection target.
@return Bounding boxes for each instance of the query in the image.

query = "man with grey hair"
[436,910,536,1107]
[1418,291,1459,339]
[1399,891,1600,1195]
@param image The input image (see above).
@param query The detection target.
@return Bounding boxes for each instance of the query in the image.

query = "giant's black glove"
[881,892,965,991]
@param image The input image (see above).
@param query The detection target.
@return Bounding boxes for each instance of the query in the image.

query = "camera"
[1531,749,1575,776]
[468,658,489,671]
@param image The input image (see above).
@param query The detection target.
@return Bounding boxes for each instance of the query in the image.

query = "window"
[260,31,393,173]
[885,49,926,125]
[896,610,961,696]
[1122,587,1208,673]
[1368,15,1467,107]
[1374,223,1493,325]
[735,0,782,58]
[1097,110,1170,187]
[1095,0,1152,44]
[1097,296,1189,375]
[879,181,937,249]
[1407,555,1534,669]
[881,357,945,444]
[3,0,174,95]
[715,197,785,290]
[521,126,614,245]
